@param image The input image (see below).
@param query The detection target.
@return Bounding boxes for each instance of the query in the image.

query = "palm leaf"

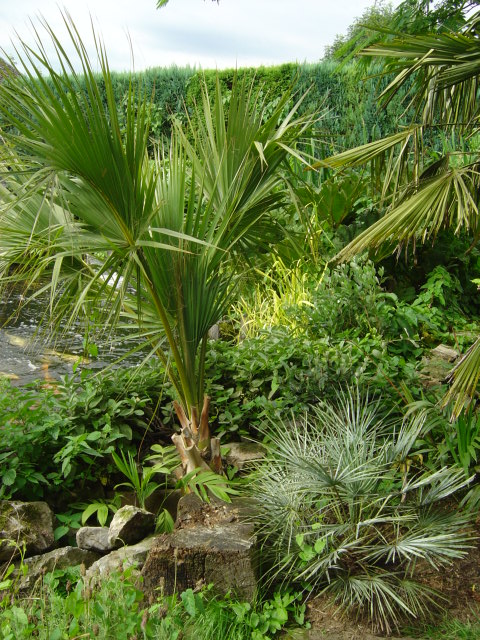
[319,10,480,413]
[363,24,480,127]
[335,164,479,262]
[442,337,480,419]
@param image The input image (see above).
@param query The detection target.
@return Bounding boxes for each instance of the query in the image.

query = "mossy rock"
[0,500,55,561]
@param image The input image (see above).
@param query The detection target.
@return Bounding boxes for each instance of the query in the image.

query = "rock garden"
[3,1,480,639]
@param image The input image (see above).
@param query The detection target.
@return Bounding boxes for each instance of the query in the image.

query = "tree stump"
[141,520,257,600]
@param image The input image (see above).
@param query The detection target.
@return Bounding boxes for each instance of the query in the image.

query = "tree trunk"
[171,395,224,477]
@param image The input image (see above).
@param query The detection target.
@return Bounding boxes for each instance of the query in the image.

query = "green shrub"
[203,325,411,438]
[199,257,429,438]
[0,380,70,500]
[35,59,411,152]
[0,368,154,501]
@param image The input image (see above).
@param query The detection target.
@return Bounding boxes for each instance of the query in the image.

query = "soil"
[304,595,416,640]
[414,517,480,622]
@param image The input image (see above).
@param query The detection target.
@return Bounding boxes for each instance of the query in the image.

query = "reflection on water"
[0,292,146,384]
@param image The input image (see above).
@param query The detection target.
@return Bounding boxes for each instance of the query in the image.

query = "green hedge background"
[70,61,410,150]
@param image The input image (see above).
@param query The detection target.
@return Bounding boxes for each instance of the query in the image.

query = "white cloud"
[0,0,398,72]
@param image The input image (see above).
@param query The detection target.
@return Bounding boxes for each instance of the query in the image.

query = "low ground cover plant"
[0,564,308,640]
[415,615,480,640]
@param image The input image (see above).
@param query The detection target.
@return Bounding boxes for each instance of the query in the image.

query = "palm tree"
[316,8,480,418]
[0,14,315,472]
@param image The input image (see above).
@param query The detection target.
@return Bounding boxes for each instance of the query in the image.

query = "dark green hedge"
[101,61,410,148]
[26,60,410,150]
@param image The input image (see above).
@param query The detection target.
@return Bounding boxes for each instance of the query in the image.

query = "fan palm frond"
[335,163,479,261]
[312,10,480,416]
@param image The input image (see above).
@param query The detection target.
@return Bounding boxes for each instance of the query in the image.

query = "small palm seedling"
[112,446,179,532]
[112,446,178,509]
[74,495,122,528]
[149,444,239,505]
[175,468,240,504]
[251,389,474,634]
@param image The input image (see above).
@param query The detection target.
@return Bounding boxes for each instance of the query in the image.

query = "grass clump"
[408,613,480,639]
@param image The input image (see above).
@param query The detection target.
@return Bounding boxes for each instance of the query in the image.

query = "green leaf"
[54,525,70,540]
[81,503,101,525]
[299,545,316,562]
[2,564,14,580]
[12,606,28,627]
[181,589,197,617]
[314,538,326,554]
[97,504,109,527]
[156,508,174,533]
[2,469,16,486]
[86,431,102,441]
[250,612,260,628]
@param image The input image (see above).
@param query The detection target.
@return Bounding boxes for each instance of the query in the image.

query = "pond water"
[0,291,145,384]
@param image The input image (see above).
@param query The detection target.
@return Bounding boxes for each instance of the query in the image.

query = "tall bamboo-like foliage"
[0,14,315,472]
[316,8,480,417]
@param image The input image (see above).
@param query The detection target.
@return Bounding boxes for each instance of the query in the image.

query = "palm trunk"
[171,394,223,476]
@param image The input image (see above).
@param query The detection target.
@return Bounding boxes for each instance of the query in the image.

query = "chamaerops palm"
[0,15,315,473]
[252,390,473,633]
[317,8,480,417]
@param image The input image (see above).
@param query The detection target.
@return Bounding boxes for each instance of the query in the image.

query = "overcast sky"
[0,0,395,72]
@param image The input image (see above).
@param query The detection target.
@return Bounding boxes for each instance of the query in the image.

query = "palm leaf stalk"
[313,9,480,418]
[0,13,316,474]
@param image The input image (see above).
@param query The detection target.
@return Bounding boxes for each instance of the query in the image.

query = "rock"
[175,493,252,529]
[224,442,266,470]
[141,521,257,600]
[431,344,459,362]
[208,324,220,340]
[19,546,99,591]
[108,505,155,547]
[85,536,158,583]
[76,526,117,554]
[0,372,19,380]
[0,501,54,561]
[420,344,460,389]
